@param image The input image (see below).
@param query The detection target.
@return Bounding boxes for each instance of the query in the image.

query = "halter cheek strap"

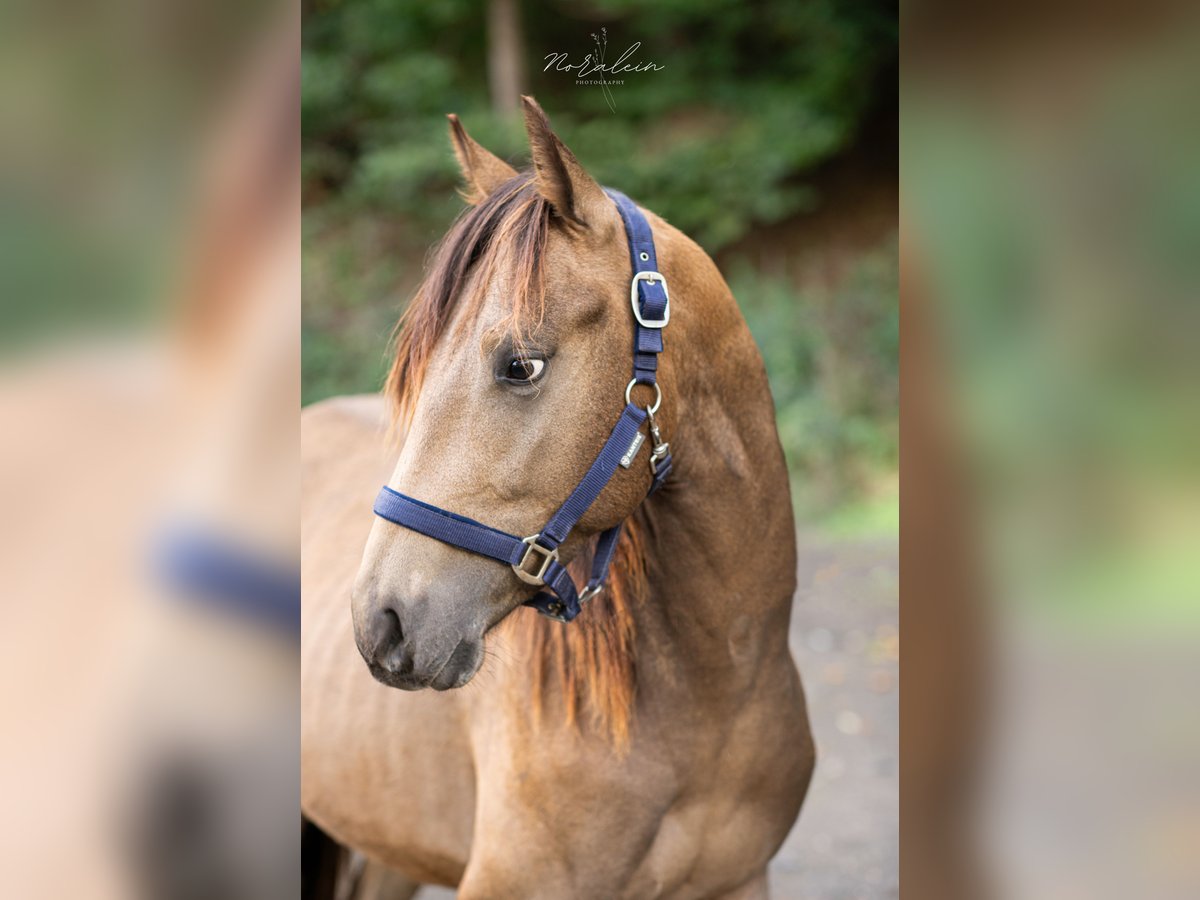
[371,188,673,623]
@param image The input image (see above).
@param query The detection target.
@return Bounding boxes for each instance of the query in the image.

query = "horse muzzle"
[352,582,488,691]
[368,639,483,691]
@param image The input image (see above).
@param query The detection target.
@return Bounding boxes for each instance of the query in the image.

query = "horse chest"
[632,732,802,896]
[625,799,769,899]
[472,721,795,898]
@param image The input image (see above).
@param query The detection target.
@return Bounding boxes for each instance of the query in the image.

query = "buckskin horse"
[301,97,814,899]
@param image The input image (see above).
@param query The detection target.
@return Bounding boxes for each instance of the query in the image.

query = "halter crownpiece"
[371,188,673,623]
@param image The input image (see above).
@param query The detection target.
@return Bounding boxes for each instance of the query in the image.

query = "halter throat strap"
[371,188,672,623]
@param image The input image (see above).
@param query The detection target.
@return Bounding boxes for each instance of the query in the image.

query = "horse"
[301,96,815,899]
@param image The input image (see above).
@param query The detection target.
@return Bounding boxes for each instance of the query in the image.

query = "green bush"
[303,0,895,252]
[731,238,898,521]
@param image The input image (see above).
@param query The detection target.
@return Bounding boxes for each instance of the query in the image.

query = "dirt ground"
[771,534,899,899]
[418,533,899,900]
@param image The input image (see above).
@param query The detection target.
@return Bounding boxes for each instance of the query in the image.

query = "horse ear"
[447,114,518,204]
[521,95,608,228]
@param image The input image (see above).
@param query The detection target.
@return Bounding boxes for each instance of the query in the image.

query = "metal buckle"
[630,271,670,328]
[579,584,604,605]
[512,535,559,585]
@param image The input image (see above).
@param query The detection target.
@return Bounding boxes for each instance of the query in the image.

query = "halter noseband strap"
[371,188,673,623]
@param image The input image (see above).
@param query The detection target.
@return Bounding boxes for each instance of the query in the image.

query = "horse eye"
[504,357,545,383]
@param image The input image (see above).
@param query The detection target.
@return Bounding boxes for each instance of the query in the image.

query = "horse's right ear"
[448,114,518,204]
[521,95,608,228]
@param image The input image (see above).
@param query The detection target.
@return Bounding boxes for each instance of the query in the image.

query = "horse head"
[352,98,670,690]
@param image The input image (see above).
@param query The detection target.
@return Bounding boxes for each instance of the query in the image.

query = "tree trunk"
[487,0,526,116]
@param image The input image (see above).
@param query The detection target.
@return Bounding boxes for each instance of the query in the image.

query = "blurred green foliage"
[304,0,894,248]
[303,0,897,529]
[733,240,898,522]
[905,75,1200,617]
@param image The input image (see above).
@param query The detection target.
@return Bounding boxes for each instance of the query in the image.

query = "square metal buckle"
[512,535,559,585]
[630,271,670,328]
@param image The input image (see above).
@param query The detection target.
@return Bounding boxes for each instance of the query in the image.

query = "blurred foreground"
[904,2,1200,898]
[0,3,298,897]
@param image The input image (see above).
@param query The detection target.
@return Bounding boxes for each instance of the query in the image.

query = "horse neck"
[634,231,798,681]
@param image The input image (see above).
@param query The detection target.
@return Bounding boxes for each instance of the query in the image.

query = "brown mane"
[384,171,644,747]
[385,172,550,425]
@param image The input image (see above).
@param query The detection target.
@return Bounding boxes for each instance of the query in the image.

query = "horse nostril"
[383,607,403,644]
[366,606,404,662]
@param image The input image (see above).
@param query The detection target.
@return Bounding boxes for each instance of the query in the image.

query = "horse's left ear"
[448,113,518,204]
[521,95,609,228]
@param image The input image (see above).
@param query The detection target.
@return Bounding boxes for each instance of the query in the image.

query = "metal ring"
[625,379,662,414]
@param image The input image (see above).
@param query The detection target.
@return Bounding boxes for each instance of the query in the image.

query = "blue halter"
[154,523,301,636]
[371,188,673,623]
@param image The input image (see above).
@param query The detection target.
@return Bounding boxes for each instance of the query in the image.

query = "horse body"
[302,98,813,898]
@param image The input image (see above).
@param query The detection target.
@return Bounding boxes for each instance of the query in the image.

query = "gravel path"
[772,534,899,899]
[420,533,899,899]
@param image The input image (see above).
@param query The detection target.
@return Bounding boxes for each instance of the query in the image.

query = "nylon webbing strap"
[605,189,668,386]
[373,488,526,568]
[540,405,646,546]
[155,525,301,636]
[375,404,648,622]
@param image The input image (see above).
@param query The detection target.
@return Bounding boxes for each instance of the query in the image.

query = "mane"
[384,171,645,748]
[501,519,646,750]
[385,172,550,425]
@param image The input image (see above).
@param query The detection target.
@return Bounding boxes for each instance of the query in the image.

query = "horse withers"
[301,96,814,899]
